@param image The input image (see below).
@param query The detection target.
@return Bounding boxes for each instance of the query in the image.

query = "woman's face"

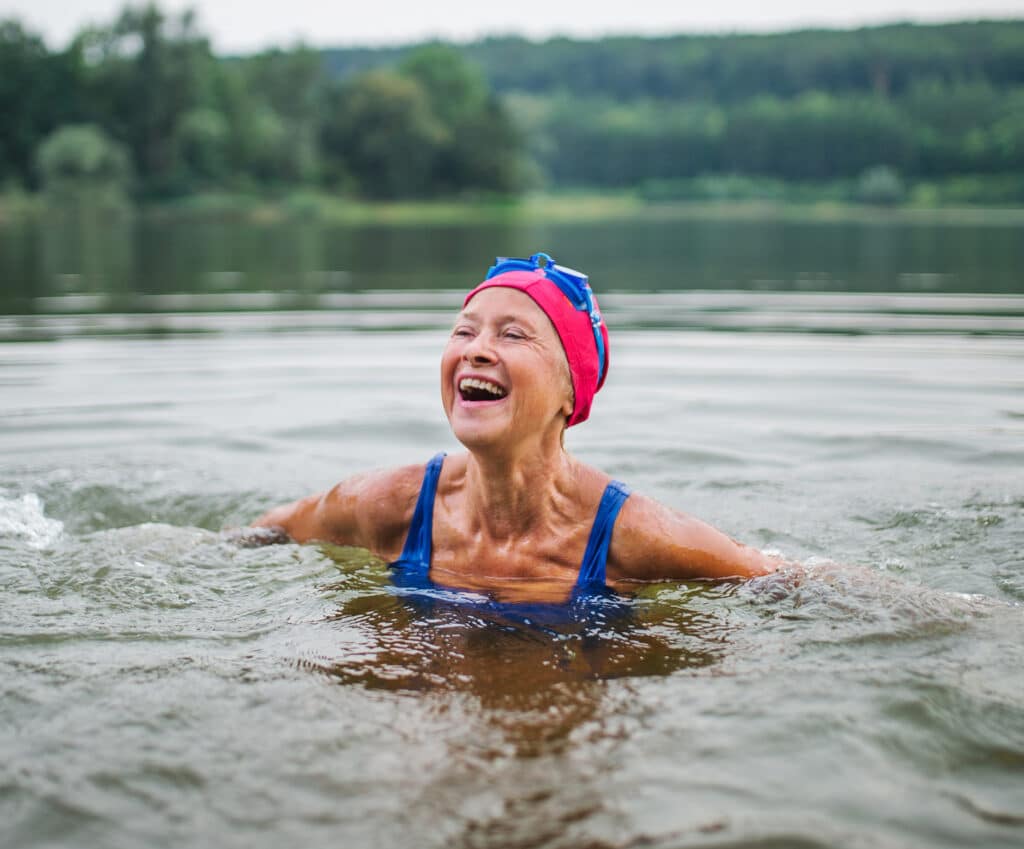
[441,287,573,453]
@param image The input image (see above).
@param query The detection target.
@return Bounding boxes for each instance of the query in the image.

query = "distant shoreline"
[4,189,1024,227]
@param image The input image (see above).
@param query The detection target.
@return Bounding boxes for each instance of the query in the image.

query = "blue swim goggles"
[485,252,606,384]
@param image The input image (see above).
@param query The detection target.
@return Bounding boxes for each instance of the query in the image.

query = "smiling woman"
[444,286,574,453]
[253,253,784,601]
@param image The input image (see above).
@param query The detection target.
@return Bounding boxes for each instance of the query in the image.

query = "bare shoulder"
[321,462,427,557]
[253,461,429,557]
[607,490,779,582]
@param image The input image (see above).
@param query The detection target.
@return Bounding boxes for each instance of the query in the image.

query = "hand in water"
[222,525,291,547]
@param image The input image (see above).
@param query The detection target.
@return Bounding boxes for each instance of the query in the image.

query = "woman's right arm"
[252,490,336,543]
[250,464,422,556]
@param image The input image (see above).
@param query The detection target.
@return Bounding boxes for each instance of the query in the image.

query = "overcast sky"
[5,0,1024,53]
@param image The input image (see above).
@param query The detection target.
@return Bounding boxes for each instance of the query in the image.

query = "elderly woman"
[254,253,781,600]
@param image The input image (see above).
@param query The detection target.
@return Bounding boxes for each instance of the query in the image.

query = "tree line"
[3,6,1024,203]
[0,5,523,200]
[325,22,1024,100]
[326,21,1024,198]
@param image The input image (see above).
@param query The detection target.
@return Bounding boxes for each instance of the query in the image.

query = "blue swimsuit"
[391,453,631,592]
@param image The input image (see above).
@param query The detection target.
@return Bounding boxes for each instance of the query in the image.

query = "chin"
[448,408,561,456]
[448,416,506,451]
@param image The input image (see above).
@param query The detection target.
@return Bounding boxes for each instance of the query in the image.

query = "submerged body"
[255,256,781,599]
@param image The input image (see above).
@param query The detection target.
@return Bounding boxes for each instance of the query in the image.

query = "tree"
[0,20,82,188]
[855,165,906,205]
[400,44,487,127]
[235,46,326,184]
[35,123,133,202]
[399,45,525,194]
[320,71,447,198]
[445,98,526,194]
[176,107,229,182]
[73,3,218,195]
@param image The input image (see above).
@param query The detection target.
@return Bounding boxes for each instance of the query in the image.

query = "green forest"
[3,4,1024,205]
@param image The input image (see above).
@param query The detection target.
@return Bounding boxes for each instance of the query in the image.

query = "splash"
[0,493,64,549]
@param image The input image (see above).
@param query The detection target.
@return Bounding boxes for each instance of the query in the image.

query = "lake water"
[1,207,1023,848]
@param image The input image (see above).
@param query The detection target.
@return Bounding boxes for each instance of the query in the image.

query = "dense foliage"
[2,6,1023,201]
[0,5,524,199]
[326,22,1024,194]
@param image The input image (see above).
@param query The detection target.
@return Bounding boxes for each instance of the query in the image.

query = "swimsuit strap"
[394,458,629,590]
[575,480,632,589]
[393,453,446,575]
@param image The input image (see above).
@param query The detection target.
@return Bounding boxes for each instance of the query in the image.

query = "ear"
[560,372,576,419]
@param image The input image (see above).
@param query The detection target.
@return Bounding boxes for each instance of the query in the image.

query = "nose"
[463,331,497,366]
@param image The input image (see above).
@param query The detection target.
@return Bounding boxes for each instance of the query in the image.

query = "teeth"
[459,377,507,398]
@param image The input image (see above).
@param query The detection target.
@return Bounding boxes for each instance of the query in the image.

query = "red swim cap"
[463,269,609,427]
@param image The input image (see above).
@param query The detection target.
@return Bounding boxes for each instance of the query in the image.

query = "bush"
[855,165,906,205]
[35,124,132,197]
[912,173,1024,205]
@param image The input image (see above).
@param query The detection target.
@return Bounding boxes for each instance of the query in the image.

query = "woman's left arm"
[608,492,784,582]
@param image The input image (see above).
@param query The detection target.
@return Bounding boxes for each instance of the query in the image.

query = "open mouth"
[458,377,508,402]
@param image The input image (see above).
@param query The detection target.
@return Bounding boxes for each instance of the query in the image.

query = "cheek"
[441,338,462,371]
[518,353,572,413]
[544,349,573,399]
[440,346,458,396]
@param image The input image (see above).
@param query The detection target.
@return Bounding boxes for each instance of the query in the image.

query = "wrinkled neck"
[463,441,577,542]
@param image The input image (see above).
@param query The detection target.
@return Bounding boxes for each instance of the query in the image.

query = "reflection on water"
[2,289,1022,342]
[306,546,725,755]
[4,204,1021,344]
[3,205,1024,319]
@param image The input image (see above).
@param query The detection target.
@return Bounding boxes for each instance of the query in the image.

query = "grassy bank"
[4,185,1024,228]
[143,190,647,225]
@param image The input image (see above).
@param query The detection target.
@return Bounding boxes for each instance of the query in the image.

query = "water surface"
[1,208,1023,848]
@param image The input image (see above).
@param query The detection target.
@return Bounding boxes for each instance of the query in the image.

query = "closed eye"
[502,324,534,340]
